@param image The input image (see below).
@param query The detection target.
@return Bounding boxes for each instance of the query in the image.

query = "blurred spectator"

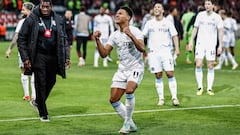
[1,0,240,29]
[66,0,74,10]
[166,6,183,65]
[141,7,153,31]
[17,0,23,12]
[75,0,81,11]
[74,6,92,67]
[29,0,40,5]
[93,6,114,68]
[181,5,195,64]
[64,10,74,59]
[109,0,116,13]
[0,20,6,41]
[166,6,183,40]
[0,0,3,10]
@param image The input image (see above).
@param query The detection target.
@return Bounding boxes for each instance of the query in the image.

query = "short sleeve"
[131,26,144,40]
[169,22,178,37]
[106,32,115,47]
[194,13,200,28]
[142,21,149,37]
[217,15,223,29]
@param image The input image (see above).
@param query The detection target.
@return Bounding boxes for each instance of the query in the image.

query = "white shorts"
[111,69,144,89]
[18,52,24,68]
[148,51,174,73]
[195,43,216,61]
[229,35,235,47]
[222,41,230,48]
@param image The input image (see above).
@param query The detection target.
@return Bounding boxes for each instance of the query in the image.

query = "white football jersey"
[166,14,174,25]
[107,26,144,71]
[230,18,238,37]
[15,19,25,33]
[222,18,232,42]
[194,11,223,47]
[229,18,238,46]
[142,17,178,52]
[93,14,114,39]
[230,18,238,33]
[15,19,25,67]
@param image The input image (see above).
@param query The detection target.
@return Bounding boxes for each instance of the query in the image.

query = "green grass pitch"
[0,39,240,135]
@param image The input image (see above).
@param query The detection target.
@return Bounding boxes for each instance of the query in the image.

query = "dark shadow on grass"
[50,106,88,115]
[213,84,235,94]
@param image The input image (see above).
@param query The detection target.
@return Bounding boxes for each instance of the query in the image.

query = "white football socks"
[21,73,29,96]
[227,51,237,65]
[155,78,164,100]
[111,94,135,122]
[207,68,214,90]
[94,50,100,66]
[30,73,36,100]
[125,94,135,122]
[195,67,203,89]
[168,77,177,99]
[112,101,126,120]
[218,52,226,67]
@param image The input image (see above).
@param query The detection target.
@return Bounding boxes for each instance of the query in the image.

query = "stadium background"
[0,1,240,134]
[0,0,240,41]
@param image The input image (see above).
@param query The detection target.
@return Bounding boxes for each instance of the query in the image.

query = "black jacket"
[17,6,69,78]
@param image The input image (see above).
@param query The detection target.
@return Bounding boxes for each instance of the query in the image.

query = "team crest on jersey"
[151,67,155,72]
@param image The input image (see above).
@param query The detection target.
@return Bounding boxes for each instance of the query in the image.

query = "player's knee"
[109,97,119,104]
[208,65,214,69]
[166,71,174,78]
[195,63,202,68]
[155,72,162,79]
[125,89,134,94]
[166,74,174,78]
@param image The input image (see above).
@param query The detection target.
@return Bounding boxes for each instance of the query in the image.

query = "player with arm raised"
[93,6,145,134]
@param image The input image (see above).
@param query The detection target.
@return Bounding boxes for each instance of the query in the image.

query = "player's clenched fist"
[122,26,132,36]
[93,31,101,40]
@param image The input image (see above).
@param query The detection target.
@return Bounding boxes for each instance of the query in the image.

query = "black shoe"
[40,115,50,122]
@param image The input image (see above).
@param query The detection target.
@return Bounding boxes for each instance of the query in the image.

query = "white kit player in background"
[5,2,36,102]
[214,10,238,70]
[188,0,223,96]
[93,6,114,67]
[143,3,180,106]
[229,12,238,62]
[93,6,145,134]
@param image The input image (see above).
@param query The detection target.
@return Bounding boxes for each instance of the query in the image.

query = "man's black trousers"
[33,53,57,117]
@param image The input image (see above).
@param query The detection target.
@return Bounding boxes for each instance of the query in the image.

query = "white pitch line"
[181,67,240,73]
[0,104,239,123]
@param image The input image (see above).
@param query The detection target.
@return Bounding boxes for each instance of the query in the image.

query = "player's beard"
[22,14,27,18]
